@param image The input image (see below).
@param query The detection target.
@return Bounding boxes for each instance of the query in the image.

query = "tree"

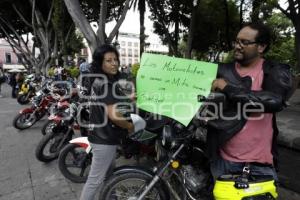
[0,0,55,74]
[265,12,297,70]
[63,0,132,52]
[148,0,191,56]
[52,0,85,65]
[191,0,240,61]
[132,0,147,57]
[185,0,200,58]
[267,0,300,71]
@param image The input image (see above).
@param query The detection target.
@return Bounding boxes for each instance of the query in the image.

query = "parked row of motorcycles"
[12,78,278,200]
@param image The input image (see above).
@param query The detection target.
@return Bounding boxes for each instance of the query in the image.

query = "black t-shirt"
[88,77,128,145]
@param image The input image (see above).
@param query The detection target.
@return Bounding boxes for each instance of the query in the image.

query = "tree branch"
[12,4,32,28]
[46,0,54,27]
[63,0,98,51]
[107,0,131,43]
[98,0,107,43]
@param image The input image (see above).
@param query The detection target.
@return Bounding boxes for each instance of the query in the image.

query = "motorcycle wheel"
[58,143,91,183]
[35,129,72,162]
[41,120,58,135]
[100,172,168,200]
[13,112,37,130]
[17,94,30,105]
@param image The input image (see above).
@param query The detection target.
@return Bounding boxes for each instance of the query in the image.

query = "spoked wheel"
[100,172,168,200]
[35,128,72,162]
[17,94,30,105]
[13,112,37,130]
[58,143,91,183]
[41,120,60,135]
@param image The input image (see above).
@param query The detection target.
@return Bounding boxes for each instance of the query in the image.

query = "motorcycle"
[13,84,56,130]
[99,93,279,200]
[17,74,38,105]
[35,99,89,163]
[58,113,168,183]
[98,93,227,200]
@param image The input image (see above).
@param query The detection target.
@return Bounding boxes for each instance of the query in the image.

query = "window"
[128,42,132,47]
[17,54,22,64]
[121,41,126,47]
[121,48,126,56]
[128,49,132,57]
[5,53,11,64]
[134,59,138,64]
[82,48,88,56]
[121,58,126,65]
[134,42,138,47]
[134,49,139,57]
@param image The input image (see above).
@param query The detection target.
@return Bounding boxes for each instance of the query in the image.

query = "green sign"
[136,53,218,126]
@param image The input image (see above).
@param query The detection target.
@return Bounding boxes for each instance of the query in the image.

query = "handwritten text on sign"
[136,53,218,126]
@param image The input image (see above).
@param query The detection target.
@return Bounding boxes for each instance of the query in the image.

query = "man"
[208,22,292,181]
[79,58,90,74]
[0,68,5,97]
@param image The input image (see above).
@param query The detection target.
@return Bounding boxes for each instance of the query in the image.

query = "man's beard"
[234,50,258,66]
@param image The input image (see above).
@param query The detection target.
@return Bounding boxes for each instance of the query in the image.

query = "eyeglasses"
[232,39,257,47]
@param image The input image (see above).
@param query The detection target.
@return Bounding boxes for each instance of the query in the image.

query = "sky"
[106,6,161,43]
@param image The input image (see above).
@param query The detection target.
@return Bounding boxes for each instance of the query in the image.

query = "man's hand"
[212,78,227,91]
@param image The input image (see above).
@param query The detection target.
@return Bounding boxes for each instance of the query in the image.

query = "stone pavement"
[277,89,300,150]
[0,83,300,200]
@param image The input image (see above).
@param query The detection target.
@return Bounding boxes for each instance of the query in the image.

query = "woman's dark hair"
[85,44,120,94]
[243,22,272,53]
[90,44,120,76]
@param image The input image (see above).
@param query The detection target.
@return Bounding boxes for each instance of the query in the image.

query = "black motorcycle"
[98,93,226,200]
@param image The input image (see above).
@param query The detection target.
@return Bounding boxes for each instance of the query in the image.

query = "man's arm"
[213,65,292,113]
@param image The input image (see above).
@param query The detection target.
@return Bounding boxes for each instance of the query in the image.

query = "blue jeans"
[210,157,278,182]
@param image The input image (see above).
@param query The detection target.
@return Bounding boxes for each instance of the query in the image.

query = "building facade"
[0,39,22,67]
[117,32,140,66]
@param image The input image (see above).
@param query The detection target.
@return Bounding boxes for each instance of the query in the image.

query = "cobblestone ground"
[0,83,299,200]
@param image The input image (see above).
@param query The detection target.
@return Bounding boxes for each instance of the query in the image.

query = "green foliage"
[52,0,85,56]
[131,63,140,78]
[48,67,55,77]
[64,30,86,56]
[66,66,80,78]
[192,0,240,53]
[264,12,298,73]
[223,50,234,63]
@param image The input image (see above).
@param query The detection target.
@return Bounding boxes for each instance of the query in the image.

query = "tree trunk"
[295,24,300,72]
[185,1,199,59]
[63,0,98,52]
[139,0,146,57]
[251,0,262,22]
[239,0,244,28]
[223,0,230,50]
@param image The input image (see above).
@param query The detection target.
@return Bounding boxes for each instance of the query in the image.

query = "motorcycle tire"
[41,120,58,135]
[100,172,168,200]
[35,130,72,162]
[58,143,91,183]
[17,94,30,105]
[13,112,37,130]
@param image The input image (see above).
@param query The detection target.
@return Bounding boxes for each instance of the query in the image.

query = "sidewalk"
[277,89,300,150]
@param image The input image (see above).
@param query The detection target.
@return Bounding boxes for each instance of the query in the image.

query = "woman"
[80,44,134,200]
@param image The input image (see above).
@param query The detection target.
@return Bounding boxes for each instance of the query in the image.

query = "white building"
[117,32,140,66]
[116,32,169,66]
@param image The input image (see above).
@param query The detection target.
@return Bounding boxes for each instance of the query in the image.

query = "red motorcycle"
[13,85,59,130]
